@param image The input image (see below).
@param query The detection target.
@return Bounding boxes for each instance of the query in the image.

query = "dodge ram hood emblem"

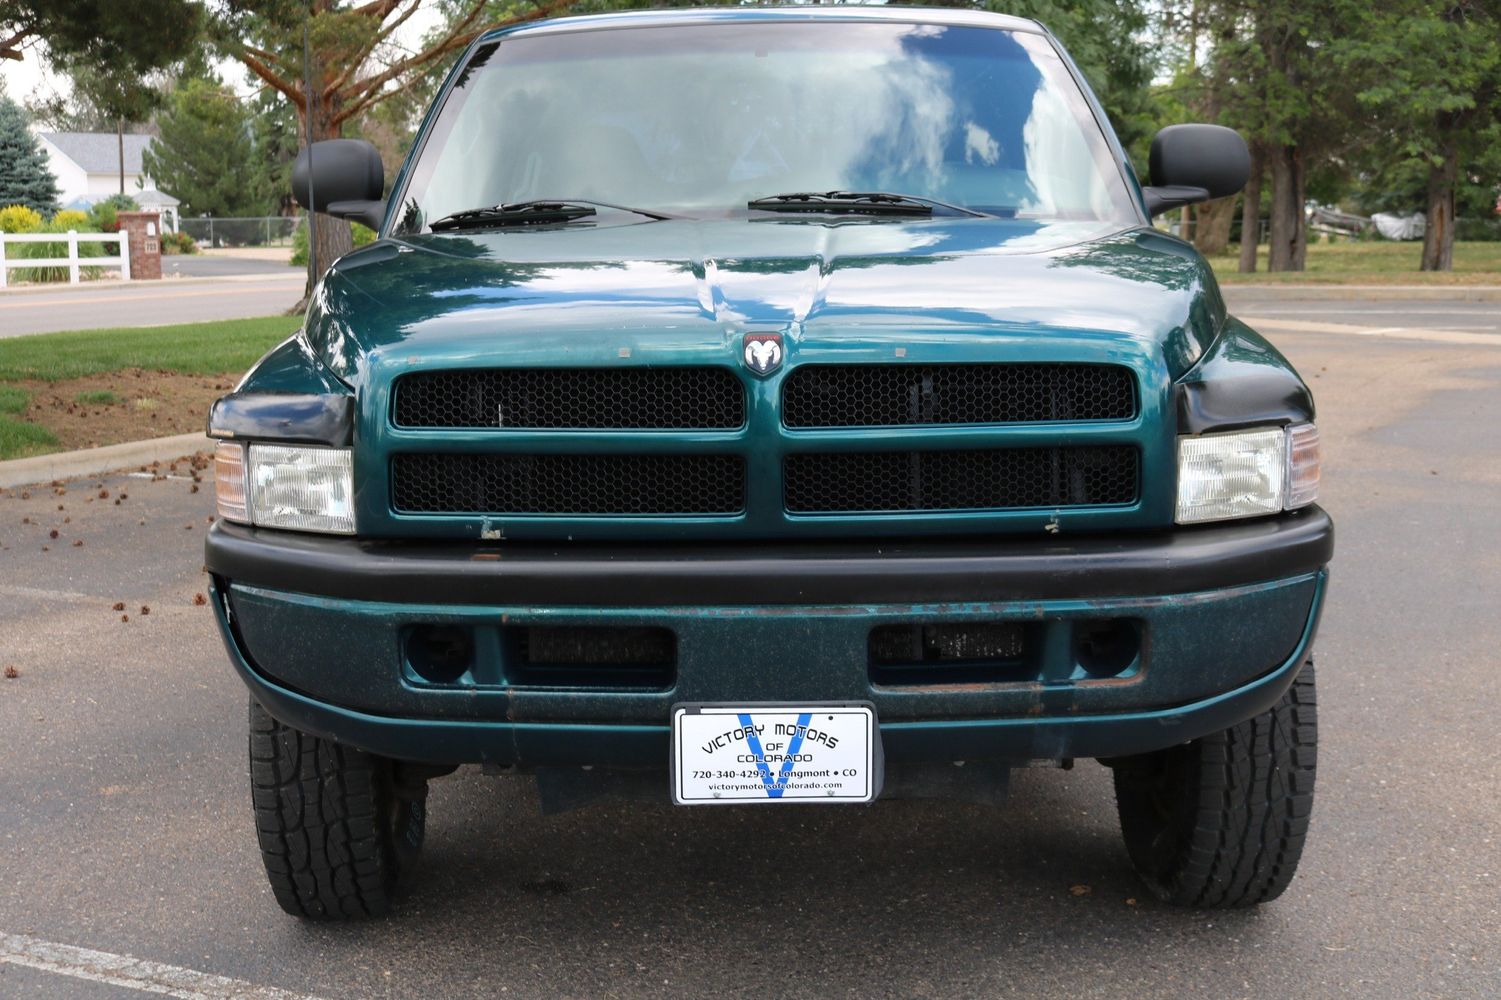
[743,333,783,376]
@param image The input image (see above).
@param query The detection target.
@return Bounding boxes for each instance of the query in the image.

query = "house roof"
[39,132,154,175]
[136,188,179,207]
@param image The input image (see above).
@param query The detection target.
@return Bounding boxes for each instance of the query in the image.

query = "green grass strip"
[0,315,296,383]
[0,385,28,415]
[1209,240,1501,285]
[0,414,57,459]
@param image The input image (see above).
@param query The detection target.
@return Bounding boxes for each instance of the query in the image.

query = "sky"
[0,4,445,122]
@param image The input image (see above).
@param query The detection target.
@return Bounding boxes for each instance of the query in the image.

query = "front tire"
[248,699,426,919]
[1111,661,1317,908]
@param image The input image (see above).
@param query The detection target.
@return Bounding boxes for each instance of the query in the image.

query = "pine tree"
[0,96,60,215]
[142,77,266,218]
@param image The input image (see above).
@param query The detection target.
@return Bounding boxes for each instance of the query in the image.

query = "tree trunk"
[1238,145,1263,273]
[1194,197,1236,257]
[298,80,353,306]
[1267,144,1306,272]
[1420,138,1458,272]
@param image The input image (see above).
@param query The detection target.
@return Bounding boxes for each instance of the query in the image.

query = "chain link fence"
[178,216,303,248]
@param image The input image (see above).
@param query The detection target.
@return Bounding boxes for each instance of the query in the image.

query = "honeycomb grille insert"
[392,453,745,515]
[784,446,1138,513]
[394,367,744,429]
[782,363,1136,428]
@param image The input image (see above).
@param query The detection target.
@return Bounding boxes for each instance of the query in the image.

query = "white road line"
[1241,316,1501,347]
[0,933,332,1000]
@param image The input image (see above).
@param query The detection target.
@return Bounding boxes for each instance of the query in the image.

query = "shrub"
[87,196,137,233]
[89,202,119,232]
[10,220,111,283]
[160,230,199,255]
[0,204,42,234]
[1455,218,1501,242]
[97,193,139,213]
[290,219,376,266]
[50,209,92,230]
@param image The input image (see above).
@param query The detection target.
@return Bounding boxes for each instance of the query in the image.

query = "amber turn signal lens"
[214,441,248,523]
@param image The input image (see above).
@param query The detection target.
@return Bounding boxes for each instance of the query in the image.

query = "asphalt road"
[164,255,297,279]
[1,302,1499,998]
[0,275,305,338]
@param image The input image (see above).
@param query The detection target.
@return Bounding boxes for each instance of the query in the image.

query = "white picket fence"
[0,231,130,287]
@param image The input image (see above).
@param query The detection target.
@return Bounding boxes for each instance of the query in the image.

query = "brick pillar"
[117,211,163,281]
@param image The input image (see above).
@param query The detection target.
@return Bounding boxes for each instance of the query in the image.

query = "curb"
[0,433,212,489]
[1221,285,1501,302]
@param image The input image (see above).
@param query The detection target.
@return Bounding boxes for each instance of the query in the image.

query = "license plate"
[671,703,880,805]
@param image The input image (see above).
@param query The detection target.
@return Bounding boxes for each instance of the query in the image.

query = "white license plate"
[672,703,879,805]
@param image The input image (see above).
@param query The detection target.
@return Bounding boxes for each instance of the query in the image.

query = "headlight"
[214,442,355,535]
[1175,423,1319,525]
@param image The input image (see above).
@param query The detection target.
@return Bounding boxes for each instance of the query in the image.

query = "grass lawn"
[0,315,293,461]
[1210,240,1501,284]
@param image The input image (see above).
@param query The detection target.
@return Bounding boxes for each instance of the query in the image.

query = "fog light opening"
[1074,619,1141,678]
[404,625,476,685]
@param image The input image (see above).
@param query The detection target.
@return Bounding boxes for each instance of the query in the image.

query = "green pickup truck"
[205,6,1330,920]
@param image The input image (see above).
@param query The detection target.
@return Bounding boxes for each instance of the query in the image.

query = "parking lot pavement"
[2,317,1499,999]
[0,275,305,338]
[1224,295,1501,346]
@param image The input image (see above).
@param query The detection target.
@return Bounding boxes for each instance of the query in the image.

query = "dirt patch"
[15,369,235,451]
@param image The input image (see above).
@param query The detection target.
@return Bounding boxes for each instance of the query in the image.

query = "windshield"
[392,21,1137,233]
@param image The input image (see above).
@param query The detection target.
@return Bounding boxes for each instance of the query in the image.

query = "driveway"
[0,302,1498,998]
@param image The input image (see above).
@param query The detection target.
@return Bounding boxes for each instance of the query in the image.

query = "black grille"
[507,625,675,689]
[392,453,744,515]
[520,626,675,667]
[870,623,1027,664]
[782,363,1135,428]
[394,368,744,429]
[784,446,1138,513]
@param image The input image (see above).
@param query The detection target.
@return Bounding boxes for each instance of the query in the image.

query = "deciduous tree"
[210,0,574,295]
[1339,0,1501,270]
[1205,0,1363,271]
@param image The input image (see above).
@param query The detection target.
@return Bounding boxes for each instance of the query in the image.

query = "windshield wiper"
[747,191,992,218]
[429,199,672,232]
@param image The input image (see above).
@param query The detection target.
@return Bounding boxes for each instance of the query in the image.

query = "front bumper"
[206,507,1331,766]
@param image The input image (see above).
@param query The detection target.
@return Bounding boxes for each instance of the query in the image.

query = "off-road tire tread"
[248,699,419,919]
[1114,661,1317,908]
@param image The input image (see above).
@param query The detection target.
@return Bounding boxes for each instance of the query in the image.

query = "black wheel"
[1110,660,1317,908]
[248,698,427,919]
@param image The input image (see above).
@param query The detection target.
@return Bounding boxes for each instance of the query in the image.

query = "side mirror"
[1142,124,1251,218]
[292,139,386,231]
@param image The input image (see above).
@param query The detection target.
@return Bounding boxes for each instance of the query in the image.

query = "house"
[35,131,179,229]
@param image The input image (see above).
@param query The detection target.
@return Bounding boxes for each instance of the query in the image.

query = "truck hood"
[306,217,1225,385]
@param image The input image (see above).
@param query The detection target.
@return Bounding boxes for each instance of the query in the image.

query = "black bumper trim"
[205,506,1331,607]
